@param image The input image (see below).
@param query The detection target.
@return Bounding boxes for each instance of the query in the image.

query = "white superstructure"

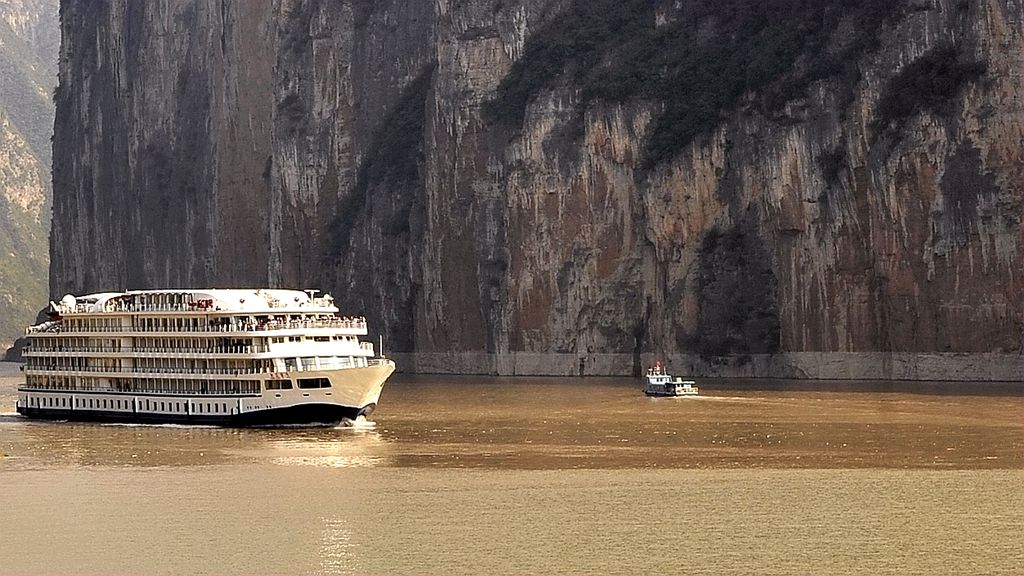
[16,289,395,426]
[644,364,698,397]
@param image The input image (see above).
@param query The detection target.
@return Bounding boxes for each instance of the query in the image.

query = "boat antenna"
[379,334,385,358]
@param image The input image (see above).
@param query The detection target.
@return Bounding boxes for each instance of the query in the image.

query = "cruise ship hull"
[16,362,394,427]
[16,402,372,426]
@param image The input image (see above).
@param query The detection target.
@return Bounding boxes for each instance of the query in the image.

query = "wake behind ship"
[15,289,395,426]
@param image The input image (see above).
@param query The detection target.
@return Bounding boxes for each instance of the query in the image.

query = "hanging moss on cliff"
[486,0,906,170]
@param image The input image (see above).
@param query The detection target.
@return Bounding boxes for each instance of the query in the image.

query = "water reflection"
[318,516,361,576]
[373,377,1024,470]
[2,371,1022,471]
[2,367,1022,576]
[263,428,394,468]
[1,418,394,470]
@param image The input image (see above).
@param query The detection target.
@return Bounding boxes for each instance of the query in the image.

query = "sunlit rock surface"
[0,0,57,345]
[50,0,1024,375]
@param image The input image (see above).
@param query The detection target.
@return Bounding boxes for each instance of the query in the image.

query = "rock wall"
[0,0,57,344]
[390,351,1024,382]
[51,0,1024,374]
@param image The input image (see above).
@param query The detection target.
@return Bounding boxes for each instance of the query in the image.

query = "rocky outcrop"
[51,0,1024,374]
[0,0,57,345]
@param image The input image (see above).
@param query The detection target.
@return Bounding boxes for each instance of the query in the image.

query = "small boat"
[644,363,698,397]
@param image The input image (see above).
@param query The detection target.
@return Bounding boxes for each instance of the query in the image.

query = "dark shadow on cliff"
[483,0,907,173]
[326,63,436,351]
[871,43,986,143]
[689,225,781,357]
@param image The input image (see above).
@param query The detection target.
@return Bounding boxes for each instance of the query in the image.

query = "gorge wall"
[50,0,1024,376]
[0,0,57,345]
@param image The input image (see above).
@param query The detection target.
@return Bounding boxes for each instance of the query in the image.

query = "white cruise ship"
[15,289,395,426]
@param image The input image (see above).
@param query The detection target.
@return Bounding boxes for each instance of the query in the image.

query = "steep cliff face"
[52,0,1023,362]
[0,0,57,344]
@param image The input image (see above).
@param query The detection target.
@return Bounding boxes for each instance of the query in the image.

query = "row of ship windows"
[25,358,273,377]
[25,395,231,414]
[267,377,332,389]
[23,376,328,393]
[26,337,263,353]
[23,376,262,395]
[26,356,365,372]
[29,335,357,353]
[269,336,356,343]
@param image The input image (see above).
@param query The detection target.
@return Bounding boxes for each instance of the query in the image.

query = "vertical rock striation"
[0,0,57,344]
[51,0,1024,373]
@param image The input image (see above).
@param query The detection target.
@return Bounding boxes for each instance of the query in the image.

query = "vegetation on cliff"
[871,44,987,140]
[0,3,57,345]
[485,0,906,170]
[329,63,434,258]
[691,226,780,357]
[327,64,434,351]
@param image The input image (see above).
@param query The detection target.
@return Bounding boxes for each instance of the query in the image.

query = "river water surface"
[1,363,1022,575]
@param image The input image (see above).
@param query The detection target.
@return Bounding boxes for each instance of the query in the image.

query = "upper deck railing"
[27,317,368,335]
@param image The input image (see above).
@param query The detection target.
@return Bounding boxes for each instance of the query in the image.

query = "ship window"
[298,377,331,389]
[289,336,301,342]
[314,336,329,342]
[265,379,292,390]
